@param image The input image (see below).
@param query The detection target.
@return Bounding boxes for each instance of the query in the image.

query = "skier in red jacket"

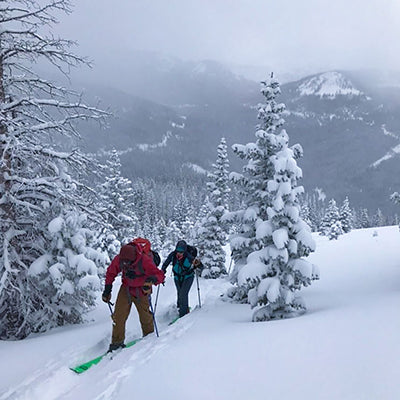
[102,241,165,352]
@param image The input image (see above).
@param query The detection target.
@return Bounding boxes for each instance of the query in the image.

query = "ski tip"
[70,365,88,374]
[70,338,142,374]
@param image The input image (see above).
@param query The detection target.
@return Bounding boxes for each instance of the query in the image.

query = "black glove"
[102,284,112,303]
[142,284,152,295]
[193,259,201,269]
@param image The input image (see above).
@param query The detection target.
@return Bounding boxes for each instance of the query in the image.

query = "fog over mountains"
[77,52,400,214]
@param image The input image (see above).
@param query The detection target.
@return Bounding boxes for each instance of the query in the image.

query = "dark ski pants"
[111,286,154,344]
[174,275,194,317]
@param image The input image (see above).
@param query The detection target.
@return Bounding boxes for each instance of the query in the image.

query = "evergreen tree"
[28,210,108,330]
[198,138,230,278]
[300,203,312,228]
[372,208,385,227]
[98,150,138,247]
[162,221,182,257]
[352,208,361,229]
[227,76,318,319]
[360,208,371,228]
[320,199,341,237]
[0,0,107,339]
[182,216,195,243]
[339,197,353,233]
[328,220,343,240]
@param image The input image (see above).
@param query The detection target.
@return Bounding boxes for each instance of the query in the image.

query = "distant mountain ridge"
[76,55,400,214]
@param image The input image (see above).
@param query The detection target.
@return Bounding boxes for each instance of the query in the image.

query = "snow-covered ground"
[1,226,399,400]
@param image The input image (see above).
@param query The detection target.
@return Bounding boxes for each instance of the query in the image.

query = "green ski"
[168,315,180,326]
[70,338,142,374]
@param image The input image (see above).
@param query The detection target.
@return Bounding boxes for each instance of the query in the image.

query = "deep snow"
[1,226,399,400]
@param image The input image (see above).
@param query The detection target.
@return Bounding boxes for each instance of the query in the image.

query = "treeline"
[299,193,399,240]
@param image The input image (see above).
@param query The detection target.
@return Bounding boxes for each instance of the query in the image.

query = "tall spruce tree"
[339,197,353,233]
[320,199,340,236]
[28,210,108,330]
[98,149,138,248]
[227,76,318,320]
[198,137,230,278]
[372,208,386,227]
[0,0,107,339]
[360,208,371,228]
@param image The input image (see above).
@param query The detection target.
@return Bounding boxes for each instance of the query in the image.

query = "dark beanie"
[175,240,187,252]
[119,244,137,261]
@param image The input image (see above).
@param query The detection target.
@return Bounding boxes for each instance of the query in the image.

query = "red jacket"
[105,245,165,297]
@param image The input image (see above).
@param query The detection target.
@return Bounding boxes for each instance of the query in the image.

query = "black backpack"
[151,250,161,266]
[186,245,197,259]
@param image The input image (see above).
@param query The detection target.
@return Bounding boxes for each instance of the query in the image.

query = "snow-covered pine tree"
[324,199,344,239]
[198,137,230,278]
[0,0,108,339]
[162,221,182,257]
[320,199,341,237]
[360,208,371,228]
[328,220,344,240]
[300,203,313,229]
[172,193,191,232]
[339,197,353,233]
[227,76,318,319]
[98,149,138,250]
[28,210,108,329]
[181,216,195,244]
[372,208,386,227]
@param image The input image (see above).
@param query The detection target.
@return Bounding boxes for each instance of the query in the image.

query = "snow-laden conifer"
[328,220,344,240]
[28,210,108,330]
[198,138,230,278]
[227,76,319,320]
[372,208,386,227]
[0,0,108,339]
[320,199,341,236]
[339,197,353,233]
[360,208,371,228]
[98,150,138,249]
[162,221,182,257]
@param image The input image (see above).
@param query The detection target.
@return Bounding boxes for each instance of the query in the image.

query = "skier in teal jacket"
[162,240,201,317]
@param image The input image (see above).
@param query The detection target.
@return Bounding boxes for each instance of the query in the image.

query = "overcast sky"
[57,0,400,80]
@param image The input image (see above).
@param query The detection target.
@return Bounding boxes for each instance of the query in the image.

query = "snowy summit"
[298,71,363,98]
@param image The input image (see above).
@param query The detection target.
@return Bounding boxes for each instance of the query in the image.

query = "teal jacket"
[162,250,195,281]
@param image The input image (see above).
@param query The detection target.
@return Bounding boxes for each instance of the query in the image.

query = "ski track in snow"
[0,316,196,400]
[0,279,226,400]
[90,319,196,400]
[0,318,195,400]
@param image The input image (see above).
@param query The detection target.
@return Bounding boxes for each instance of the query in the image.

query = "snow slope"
[1,226,400,400]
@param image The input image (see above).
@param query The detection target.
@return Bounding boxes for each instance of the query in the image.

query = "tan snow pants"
[111,285,154,344]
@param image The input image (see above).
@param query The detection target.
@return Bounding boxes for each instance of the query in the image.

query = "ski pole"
[107,301,116,325]
[227,253,234,275]
[149,296,159,337]
[195,269,202,308]
[154,284,161,315]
